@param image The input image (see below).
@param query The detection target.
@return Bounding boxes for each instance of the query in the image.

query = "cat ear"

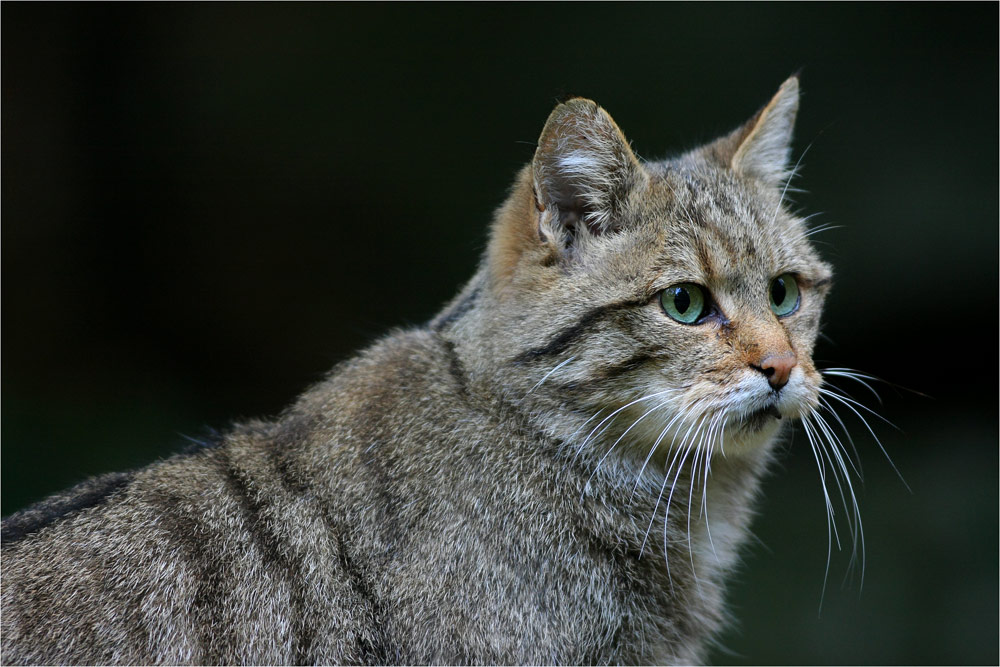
[531,98,642,244]
[717,77,800,187]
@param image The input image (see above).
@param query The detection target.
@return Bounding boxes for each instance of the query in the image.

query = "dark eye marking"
[514,297,648,361]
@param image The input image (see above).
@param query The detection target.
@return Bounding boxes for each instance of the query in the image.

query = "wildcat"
[2,77,836,664]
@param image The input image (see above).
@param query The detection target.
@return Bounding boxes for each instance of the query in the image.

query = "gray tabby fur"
[2,77,833,665]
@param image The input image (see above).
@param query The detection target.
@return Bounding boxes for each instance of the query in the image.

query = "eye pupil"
[673,287,691,314]
[660,283,706,324]
[772,278,786,306]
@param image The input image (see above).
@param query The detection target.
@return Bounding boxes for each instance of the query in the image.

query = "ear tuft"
[729,76,800,187]
[532,99,641,243]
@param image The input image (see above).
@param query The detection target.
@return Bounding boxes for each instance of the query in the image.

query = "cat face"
[484,78,831,460]
[614,164,832,454]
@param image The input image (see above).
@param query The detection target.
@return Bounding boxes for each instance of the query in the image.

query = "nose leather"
[756,353,797,389]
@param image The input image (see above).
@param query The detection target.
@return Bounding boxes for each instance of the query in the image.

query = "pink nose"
[756,353,797,389]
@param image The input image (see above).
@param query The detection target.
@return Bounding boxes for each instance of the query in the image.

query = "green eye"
[770,273,800,317]
[660,283,707,324]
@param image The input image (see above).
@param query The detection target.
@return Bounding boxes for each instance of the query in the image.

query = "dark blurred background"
[3,4,996,664]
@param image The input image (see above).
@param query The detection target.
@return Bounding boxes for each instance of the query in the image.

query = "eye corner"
[804,275,833,291]
[695,301,726,327]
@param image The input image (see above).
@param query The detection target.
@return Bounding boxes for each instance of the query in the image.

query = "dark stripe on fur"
[267,419,314,498]
[144,487,224,661]
[266,423,393,664]
[261,425,392,663]
[336,531,391,664]
[216,450,316,665]
[359,447,404,550]
[516,298,647,361]
[432,285,480,331]
[437,335,470,397]
[1,472,133,546]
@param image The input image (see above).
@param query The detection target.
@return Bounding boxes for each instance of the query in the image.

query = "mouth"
[740,404,783,432]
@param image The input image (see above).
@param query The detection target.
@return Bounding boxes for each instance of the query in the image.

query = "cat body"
[2,78,832,664]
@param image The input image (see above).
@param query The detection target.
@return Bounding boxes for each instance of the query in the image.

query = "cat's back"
[0,328,470,665]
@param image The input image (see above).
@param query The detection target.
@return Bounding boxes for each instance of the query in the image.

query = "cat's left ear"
[712,77,800,187]
[532,98,643,243]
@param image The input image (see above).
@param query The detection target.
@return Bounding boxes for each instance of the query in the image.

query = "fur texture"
[2,78,833,664]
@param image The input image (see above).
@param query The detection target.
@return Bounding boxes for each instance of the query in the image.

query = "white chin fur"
[723,366,816,452]
[678,366,816,456]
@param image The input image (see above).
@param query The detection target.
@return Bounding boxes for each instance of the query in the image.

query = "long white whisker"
[817,395,864,479]
[812,410,866,587]
[666,415,708,590]
[686,422,710,575]
[567,384,659,444]
[815,397,863,479]
[662,413,705,545]
[585,398,672,493]
[640,409,708,595]
[821,368,885,404]
[810,414,860,545]
[579,390,675,450]
[818,387,910,492]
[800,223,843,239]
[641,410,705,559]
[818,386,898,430]
[525,356,576,395]
[698,409,726,563]
[631,397,707,497]
[769,142,812,228]
[810,418,849,553]
[568,389,676,474]
[802,416,835,611]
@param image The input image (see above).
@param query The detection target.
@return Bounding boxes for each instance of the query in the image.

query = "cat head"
[477,77,832,457]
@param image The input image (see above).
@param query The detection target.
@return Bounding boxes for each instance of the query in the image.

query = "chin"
[724,415,785,454]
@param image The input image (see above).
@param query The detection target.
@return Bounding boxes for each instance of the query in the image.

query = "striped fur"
[2,77,832,664]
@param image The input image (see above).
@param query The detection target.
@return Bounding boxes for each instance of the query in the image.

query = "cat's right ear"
[707,76,800,188]
[531,99,643,248]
